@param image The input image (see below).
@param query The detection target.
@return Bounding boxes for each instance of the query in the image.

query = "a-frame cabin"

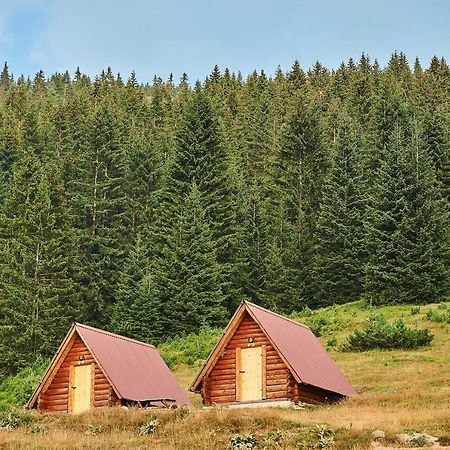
[27,323,191,413]
[190,301,356,406]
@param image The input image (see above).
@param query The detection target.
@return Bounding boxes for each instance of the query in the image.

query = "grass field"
[0,301,449,449]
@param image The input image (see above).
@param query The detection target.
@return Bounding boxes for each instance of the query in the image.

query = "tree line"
[0,52,449,376]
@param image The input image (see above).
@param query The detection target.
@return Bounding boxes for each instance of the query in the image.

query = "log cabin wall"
[38,333,119,412]
[204,312,291,405]
[296,382,343,404]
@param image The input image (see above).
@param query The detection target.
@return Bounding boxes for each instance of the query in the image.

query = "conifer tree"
[147,183,227,341]
[72,103,126,325]
[0,151,79,376]
[159,88,242,312]
[314,119,366,305]
[364,124,450,304]
[422,106,450,201]
[109,234,158,341]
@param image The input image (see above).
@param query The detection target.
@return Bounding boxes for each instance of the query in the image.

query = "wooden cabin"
[27,323,191,413]
[190,301,356,406]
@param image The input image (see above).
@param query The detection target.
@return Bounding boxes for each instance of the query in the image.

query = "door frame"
[69,363,94,413]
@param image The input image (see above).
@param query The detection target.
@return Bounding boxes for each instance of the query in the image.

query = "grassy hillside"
[0,301,449,449]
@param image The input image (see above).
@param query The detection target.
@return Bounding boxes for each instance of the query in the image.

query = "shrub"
[0,410,33,430]
[137,419,160,435]
[227,433,257,449]
[410,306,421,315]
[314,424,335,449]
[0,357,48,411]
[425,307,450,323]
[158,327,222,368]
[309,316,329,336]
[326,337,338,349]
[342,315,433,351]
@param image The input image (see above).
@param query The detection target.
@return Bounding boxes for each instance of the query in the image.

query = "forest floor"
[0,301,449,449]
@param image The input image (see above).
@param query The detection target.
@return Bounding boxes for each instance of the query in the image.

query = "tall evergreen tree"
[144,183,227,341]
[364,124,450,304]
[158,88,242,312]
[0,151,79,376]
[314,119,366,305]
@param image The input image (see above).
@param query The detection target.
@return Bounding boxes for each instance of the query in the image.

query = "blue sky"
[1,0,449,83]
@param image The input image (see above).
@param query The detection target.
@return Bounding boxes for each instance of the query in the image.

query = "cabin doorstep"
[27,323,192,413]
[190,301,356,407]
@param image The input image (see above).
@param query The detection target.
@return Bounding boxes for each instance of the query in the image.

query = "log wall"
[296,383,343,404]
[38,334,119,412]
[204,312,291,405]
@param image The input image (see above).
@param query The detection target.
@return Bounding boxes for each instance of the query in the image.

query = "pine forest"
[0,52,449,377]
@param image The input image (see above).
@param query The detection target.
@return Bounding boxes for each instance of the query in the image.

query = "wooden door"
[71,364,92,414]
[237,346,263,402]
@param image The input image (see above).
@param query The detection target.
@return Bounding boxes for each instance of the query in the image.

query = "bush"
[158,327,222,368]
[0,358,48,411]
[342,315,434,351]
[410,306,421,315]
[0,410,33,430]
[326,337,338,349]
[137,419,160,435]
[227,433,257,449]
[425,307,450,323]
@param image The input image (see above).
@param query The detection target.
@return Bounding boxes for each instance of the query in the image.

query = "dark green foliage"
[364,124,450,305]
[314,119,365,305]
[151,183,227,340]
[0,151,79,376]
[343,315,434,351]
[0,55,449,385]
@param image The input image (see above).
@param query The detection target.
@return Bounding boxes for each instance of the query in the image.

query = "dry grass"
[1,301,449,449]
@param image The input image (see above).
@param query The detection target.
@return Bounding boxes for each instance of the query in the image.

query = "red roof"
[75,323,192,406]
[245,302,356,397]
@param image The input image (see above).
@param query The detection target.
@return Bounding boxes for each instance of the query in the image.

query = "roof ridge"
[74,323,156,349]
[244,301,311,330]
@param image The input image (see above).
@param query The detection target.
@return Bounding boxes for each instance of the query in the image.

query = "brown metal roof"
[245,302,356,397]
[75,323,192,406]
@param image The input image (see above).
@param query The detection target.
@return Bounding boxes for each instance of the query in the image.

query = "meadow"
[0,301,449,449]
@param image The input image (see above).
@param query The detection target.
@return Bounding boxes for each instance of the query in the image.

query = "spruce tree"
[364,124,450,304]
[0,151,79,376]
[159,88,241,312]
[314,119,366,305]
[72,103,126,325]
[422,106,450,201]
[147,183,227,341]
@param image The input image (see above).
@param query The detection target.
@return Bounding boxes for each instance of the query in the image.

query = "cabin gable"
[37,332,119,412]
[202,312,291,405]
